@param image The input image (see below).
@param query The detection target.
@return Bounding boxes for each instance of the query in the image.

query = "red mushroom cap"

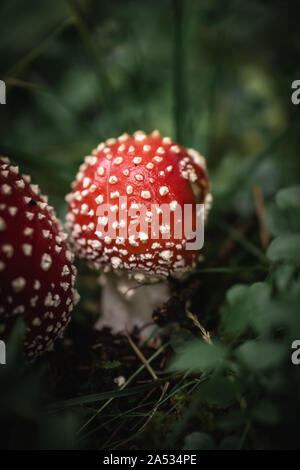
[0,158,79,358]
[66,130,212,280]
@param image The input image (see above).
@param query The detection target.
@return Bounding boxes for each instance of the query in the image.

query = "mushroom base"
[94,273,170,338]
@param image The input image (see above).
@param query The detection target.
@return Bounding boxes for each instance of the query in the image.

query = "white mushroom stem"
[94,273,170,338]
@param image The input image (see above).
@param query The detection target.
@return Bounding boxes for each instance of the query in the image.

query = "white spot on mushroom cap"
[8,207,18,216]
[159,250,173,262]
[111,256,122,269]
[97,143,105,151]
[2,184,12,195]
[170,145,180,153]
[187,148,207,170]
[169,202,179,215]
[26,212,34,220]
[95,194,104,204]
[12,277,26,293]
[159,186,169,196]
[134,131,146,141]
[41,253,52,271]
[60,282,69,292]
[16,179,25,189]
[23,244,32,256]
[0,216,6,231]
[141,190,151,199]
[118,133,129,142]
[139,232,148,242]
[62,265,70,276]
[83,177,90,188]
[2,244,13,258]
[106,137,117,146]
[109,175,118,184]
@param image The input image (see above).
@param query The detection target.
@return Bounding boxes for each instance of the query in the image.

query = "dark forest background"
[0,0,300,450]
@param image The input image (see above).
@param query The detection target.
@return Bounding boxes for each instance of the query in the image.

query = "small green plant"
[168,185,300,450]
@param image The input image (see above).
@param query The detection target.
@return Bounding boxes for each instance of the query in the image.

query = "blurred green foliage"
[168,184,300,450]
[0,0,300,450]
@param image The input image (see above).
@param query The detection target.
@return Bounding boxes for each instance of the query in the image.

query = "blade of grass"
[136,380,170,434]
[125,331,158,381]
[81,374,191,443]
[77,341,169,434]
[47,381,165,412]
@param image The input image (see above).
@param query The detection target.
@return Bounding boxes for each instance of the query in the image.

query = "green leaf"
[197,375,242,407]
[267,234,300,265]
[222,282,271,337]
[265,202,290,236]
[226,284,248,305]
[266,186,300,236]
[168,340,228,373]
[183,431,214,450]
[236,340,285,372]
[274,264,295,291]
[276,185,300,211]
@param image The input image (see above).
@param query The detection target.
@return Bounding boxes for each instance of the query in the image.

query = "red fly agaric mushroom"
[66,130,211,332]
[0,157,79,358]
